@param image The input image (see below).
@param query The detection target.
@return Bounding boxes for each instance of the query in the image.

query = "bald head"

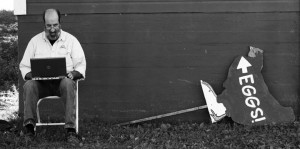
[43,8,61,23]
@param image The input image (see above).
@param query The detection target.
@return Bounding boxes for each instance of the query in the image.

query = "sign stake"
[117,105,208,126]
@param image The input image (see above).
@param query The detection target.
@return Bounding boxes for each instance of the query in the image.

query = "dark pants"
[23,78,76,129]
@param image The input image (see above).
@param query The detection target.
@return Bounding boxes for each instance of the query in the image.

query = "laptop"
[30,57,67,80]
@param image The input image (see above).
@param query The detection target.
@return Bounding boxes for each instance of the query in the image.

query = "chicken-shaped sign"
[202,46,295,125]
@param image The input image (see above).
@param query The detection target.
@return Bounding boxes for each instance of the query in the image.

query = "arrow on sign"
[237,56,252,73]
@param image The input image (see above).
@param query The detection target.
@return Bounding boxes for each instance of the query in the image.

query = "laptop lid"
[30,57,67,79]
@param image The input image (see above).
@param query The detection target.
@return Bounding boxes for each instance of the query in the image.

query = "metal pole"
[117,105,208,126]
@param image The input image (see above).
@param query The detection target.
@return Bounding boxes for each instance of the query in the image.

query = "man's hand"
[25,72,32,80]
[67,71,83,80]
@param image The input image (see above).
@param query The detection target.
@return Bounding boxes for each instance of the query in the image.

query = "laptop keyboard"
[32,76,66,80]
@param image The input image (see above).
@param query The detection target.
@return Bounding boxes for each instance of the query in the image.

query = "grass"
[1,88,299,148]
[1,117,300,149]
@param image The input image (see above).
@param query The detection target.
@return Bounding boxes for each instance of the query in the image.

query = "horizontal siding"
[25,1,299,14]
[27,0,298,2]
[21,15,298,32]
[19,13,299,43]
[18,1,300,122]
[19,32,298,44]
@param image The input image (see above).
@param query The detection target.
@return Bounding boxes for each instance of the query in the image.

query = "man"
[19,8,86,144]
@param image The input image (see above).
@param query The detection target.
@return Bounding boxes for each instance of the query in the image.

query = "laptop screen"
[30,57,67,79]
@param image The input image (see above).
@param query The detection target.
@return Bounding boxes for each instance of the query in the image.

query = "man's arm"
[19,39,35,80]
[70,36,86,79]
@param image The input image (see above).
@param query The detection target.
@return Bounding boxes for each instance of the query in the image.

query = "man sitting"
[19,8,86,144]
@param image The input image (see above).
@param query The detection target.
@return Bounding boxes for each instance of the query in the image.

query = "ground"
[1,117,300,148]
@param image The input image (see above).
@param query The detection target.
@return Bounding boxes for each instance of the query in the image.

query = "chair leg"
[35,81,80,133]
[75,81,79,133]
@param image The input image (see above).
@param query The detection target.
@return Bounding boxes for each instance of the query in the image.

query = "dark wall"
[18,0,300,123]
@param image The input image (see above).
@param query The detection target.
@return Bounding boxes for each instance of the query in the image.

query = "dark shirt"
[49,39,56,45]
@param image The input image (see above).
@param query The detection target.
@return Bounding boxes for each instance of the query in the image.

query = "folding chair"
[36,81,79,133]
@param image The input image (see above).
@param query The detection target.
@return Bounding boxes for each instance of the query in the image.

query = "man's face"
[44,12,61,41]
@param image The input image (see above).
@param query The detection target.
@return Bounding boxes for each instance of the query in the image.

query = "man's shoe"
[66,132,80,145]
[24,124,35,142]
[25,131,35,142]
